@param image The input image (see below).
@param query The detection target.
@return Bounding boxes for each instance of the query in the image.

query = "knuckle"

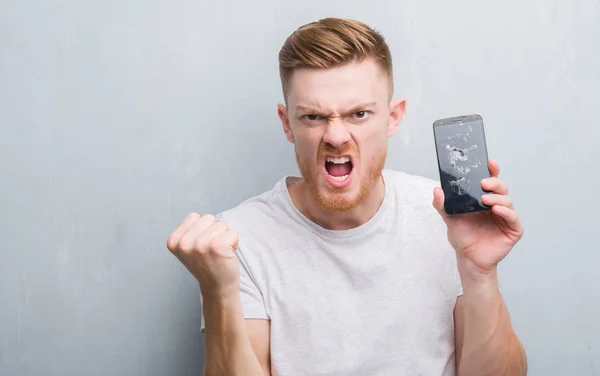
[216,221,229,232]
[207,237,222,252]
[213,230,239,250]
[187,212,201,221]
[166,235,178,252]
[193,237,209,254]
[202,214,217,224]
[177,239,194,253]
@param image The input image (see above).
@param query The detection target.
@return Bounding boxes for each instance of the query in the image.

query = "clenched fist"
[166,213,240,299]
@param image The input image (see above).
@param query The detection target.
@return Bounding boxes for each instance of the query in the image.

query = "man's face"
[278,58,405,212]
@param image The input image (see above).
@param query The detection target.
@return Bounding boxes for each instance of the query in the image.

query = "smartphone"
[433,114,491,215]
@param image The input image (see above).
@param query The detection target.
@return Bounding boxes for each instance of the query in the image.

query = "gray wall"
[1,0,599,375]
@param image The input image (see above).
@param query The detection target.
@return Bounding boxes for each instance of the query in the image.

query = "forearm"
[203,293,264,376]
[458,263,527,376]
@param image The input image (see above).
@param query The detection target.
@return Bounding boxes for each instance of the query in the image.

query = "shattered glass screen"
[434,119,490,214]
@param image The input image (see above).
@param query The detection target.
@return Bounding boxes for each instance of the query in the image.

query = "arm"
[165,213,271,376]
[245,319,271,375]
[431,160,527,375]
[203,293,271,376]
[454,269,527,376]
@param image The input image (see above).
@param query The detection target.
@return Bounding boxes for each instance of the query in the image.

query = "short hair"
[278,18,393,103]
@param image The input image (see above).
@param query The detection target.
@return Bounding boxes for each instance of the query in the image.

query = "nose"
[322,118,351,149]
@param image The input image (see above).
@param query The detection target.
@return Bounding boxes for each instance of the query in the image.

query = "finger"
[491,205,524,233]
[210,230,240,256]
[488,159,500,178]
[481,193,514,209]
[177,215,218,252]
[432,187,445,213]
[167,213,202,251]
[481,177,508,195]
[196,221,230,249]
[432,187,452,223]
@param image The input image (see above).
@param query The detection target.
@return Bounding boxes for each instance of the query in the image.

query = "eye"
[351,110,371,122]
[301,114,326,124]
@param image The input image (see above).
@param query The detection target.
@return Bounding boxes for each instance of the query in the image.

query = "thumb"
[432,187,449,220]
[217,230,239,254]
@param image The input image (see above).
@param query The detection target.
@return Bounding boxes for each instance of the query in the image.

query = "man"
[166,18,527,376]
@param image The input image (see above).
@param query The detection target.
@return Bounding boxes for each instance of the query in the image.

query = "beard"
[296,142,386,212]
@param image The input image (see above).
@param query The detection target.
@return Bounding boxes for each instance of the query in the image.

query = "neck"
[288,174,386,231]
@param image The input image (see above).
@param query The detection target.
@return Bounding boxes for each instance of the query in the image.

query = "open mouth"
[325,156,353,182]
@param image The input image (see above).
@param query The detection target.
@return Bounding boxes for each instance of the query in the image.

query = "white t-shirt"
[204,169,463,376]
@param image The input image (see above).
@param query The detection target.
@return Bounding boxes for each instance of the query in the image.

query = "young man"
[167,18,527,376]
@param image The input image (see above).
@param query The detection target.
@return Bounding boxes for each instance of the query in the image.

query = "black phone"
[433,114,491,215]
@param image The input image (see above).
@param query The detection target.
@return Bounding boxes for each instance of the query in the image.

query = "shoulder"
[215,177,295,278]
[383,168,440,201]
[383,168,444,225]
[385,169,461,293]
[214,176,293,244]
[216,180,281,227]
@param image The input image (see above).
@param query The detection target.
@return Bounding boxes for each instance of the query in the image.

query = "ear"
[387,98,406,137]
[277,103,295,143]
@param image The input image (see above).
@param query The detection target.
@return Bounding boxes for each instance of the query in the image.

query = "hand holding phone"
[433,114,491,215]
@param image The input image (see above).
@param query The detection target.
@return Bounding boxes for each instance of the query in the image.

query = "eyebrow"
[296,102,377,116]
[295,105,321,114]
[343,102,377,116]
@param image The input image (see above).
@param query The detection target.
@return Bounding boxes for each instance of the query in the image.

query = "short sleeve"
[200,246,269,333]
[426,183,464,298]
[448,240,463,297]
[236,249,270,320]
[457,276,464,297]
[448,245,463,297]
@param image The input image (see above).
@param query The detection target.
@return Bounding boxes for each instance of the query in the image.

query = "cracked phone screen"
[434,117,490,215]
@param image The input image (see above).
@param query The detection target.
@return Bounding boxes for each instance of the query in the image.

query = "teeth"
[326,156,350,164]
[331,174,349,181]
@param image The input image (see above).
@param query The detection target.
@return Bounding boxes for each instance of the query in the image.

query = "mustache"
[317,143,358,158]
